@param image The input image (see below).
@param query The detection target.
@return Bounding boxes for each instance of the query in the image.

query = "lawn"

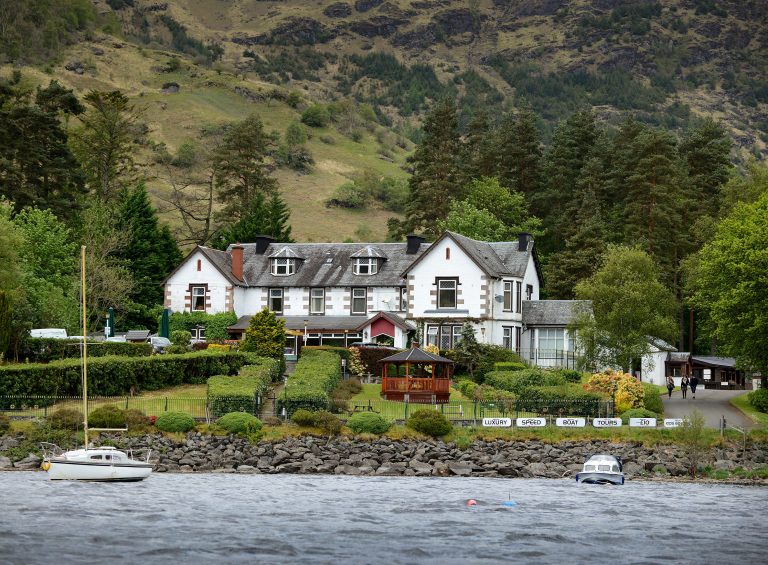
[730,392,768,429]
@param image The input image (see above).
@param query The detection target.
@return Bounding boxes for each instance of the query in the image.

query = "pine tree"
[214,114,278,221]
[117,183,182,324]
[494,106,543,199]
[212,191,293,250]
[461,108,495,181]
[454,322,482,379]
[398,98,463,239]
[679,117,732,217]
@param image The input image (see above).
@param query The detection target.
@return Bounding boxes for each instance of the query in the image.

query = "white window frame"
[437,279,457,309]
[191,286,206,311]
[526,284,534,301]
[503,327,513,350]
[351,288,367,315]
[353,258,378,275]
[310,288,325,314]
[538,328,565,358]
[503,281,513,312]
[269,288,284,314]
[191,325,206,340]
[400,287,408,311]
[516,281,522,313]
[271,258,296,276]
[426,325,439,347]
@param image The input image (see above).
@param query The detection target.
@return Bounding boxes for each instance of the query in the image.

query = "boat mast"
[81,245,89,449]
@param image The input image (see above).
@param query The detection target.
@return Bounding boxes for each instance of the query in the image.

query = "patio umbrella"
[159,308,170,338]
[107,307,115,338]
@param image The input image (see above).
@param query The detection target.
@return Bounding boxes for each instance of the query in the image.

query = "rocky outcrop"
[432,8,481,36]
[323,2,352,18]
[355,0,384,13]
[349,16,407,38]
[233,18,335,46]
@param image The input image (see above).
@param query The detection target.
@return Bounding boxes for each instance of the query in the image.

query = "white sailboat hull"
[47,459,152,481]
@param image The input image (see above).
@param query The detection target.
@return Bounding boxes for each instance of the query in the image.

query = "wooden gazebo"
[380,343,454,403]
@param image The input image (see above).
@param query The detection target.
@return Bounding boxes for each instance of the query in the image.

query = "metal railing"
[516,348,581,370]
[1,396,215,420]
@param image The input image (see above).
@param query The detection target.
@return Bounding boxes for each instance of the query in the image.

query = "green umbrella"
[159,308,170,338]
[107,307,115,338]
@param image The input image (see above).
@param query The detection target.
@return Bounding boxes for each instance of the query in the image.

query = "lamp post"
[104,315,110,339]
[303,319,308,344]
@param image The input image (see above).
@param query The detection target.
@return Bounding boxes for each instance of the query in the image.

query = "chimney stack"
[406,234,426,254]
[518,232,532,252]
[255,235,275,255]
[231,243,244,281]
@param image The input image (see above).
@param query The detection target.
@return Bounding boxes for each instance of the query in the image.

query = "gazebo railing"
[382,377,451,393]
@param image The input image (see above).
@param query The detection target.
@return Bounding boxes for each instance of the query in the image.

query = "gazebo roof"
[379,345,453,364]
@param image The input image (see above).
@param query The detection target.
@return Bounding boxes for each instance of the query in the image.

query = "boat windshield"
[598,465,610,471]
[584,465,595,471]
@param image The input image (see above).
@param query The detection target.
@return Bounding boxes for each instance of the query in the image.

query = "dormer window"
[271,258,295,276]
[353,257,378,275]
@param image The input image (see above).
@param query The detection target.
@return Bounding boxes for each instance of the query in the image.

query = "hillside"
[2,0,767,242]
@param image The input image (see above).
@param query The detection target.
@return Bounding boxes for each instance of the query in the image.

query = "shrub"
[407,409,452,437]
[347,411,391,434]
[0,412,10,434]
[171,330,192,347]
[217,412,263,434]
[325,182,368,209]
[291,409,316,426]
[155,411,196,433]
[494,362,527,372]
[278,350,341,414]
[168,312,238,341]
[0,350,250,397]
[302,346,351,361]
[748,388,768,413]
[585,370,644,413]
[516,385,604,417]
[166,345,189,354]
[552,369,584,383]
[643,382,664,414]
[124,408,149,431]
[474,345,525,378]
[619,408,660,424]
[47,408,84,430]
[312,410,342,435]
[89,405,127,428]
[355,346,400,375]
[485,368,563,394]
[301,104,330,127]
[207,357,279,417]
[262,416,283,426]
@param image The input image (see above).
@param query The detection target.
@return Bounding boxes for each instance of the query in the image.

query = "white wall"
[641,350,668,386]
[408,236,486,318]
[165,250,231,314]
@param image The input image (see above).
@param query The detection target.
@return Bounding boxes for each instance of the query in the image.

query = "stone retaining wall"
[4,433,764,478]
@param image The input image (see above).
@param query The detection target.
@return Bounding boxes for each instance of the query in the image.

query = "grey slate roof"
[522,300,592,326]
[648,336,677,352]
[670,352,690,363]
[692,356,737,368]
[401,231,534,278]
[354,311,414,332]
[229,315,371,332]
[223,241,430,288]
[350,245,387,259]
[197,246,239,285]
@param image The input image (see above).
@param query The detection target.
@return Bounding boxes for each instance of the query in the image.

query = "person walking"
[666,376,675,399]
[690,374,699,399]
[681,375,689,399]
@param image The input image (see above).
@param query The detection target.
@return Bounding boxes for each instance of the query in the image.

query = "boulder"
[14,454,42,470]
[448,461,472,476]
[0,456,13,469]
[409,459,433,476]
[355,0,384,12]
[324,2,352,18]
[236,465,258,474]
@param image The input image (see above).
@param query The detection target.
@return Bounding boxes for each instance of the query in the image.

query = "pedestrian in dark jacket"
[690,375,699,399]
[666,376,675,399]
[681,375,689,399]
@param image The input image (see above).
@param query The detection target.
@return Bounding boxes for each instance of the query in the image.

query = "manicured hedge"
[516,385,604,417]
[207,357,280,417]
[156,411,196,433]
[484,369,565,394]
[0,351,250,397]
[217,412,263,434]
[642,382,664,414]
[355,346,401,375]
[302,346,351,361]
[277,350,341,415]
[456,379,516,403]
[20,338,152,363]
[494,361,527,371]
[168,311,238,341]
[748,388,768,413]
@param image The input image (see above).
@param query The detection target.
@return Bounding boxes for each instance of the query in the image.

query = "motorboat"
[41,444,152,482]
[40,246,153,482]
[576,454,625,485]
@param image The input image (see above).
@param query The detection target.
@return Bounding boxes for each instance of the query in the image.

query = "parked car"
[150,336,171,353]
[29,328,68,339]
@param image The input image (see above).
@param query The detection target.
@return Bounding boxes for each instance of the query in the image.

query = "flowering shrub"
[423,344,440,356]
[347,347,366,378]
[584,370,644,414]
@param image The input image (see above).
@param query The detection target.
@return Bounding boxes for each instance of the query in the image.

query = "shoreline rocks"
[3,433,766,481]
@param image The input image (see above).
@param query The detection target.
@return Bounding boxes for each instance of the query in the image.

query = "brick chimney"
[406,234,426,254]
[231,243,244,281]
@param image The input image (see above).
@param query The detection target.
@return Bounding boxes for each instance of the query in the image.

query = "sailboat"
[40,246,153,481]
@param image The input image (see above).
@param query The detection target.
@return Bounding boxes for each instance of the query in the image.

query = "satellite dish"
[494,295,504,303]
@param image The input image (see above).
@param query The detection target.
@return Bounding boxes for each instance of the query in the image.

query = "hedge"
[19,338,152,363]
[748,388,768,413]
[484,369,565,394]
[494,361,527,371]
[302,346,351,361]
[277,350,340,415]
[516,385,604,417]
[168,311,238,341]
[355,346,401,375]
[207,357,280,417]
[445,344,524,379]
[0,351,250,397]
[642,382,664,414]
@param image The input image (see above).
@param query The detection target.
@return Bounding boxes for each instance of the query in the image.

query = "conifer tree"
[117,183,182,325]
[679,118,732,217]
[211,191,293,250]
[461,108,495,181]
[214,114,278,221]
[494,106,543,199]
[397,98,463,239]
[241,307,286,373]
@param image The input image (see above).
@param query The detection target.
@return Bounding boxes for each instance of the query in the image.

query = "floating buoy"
[41,461,51,471]
[466,499,478,507]
[502,500,517,507]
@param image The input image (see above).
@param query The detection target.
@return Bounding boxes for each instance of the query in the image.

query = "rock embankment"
[3,433,765,478]
[119,434,768,478]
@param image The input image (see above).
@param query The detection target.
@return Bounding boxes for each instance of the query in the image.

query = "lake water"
[1,472,766,564]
